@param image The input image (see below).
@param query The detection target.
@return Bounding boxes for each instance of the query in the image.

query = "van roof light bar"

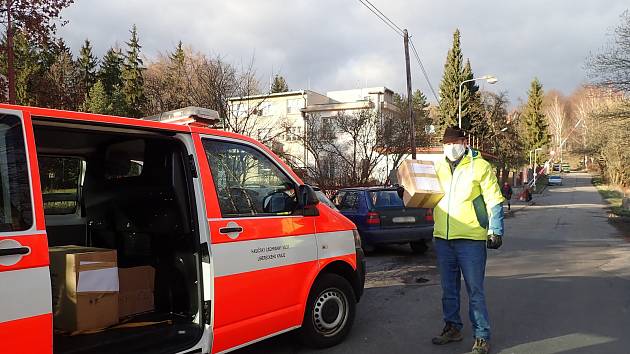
[142,106,222,128]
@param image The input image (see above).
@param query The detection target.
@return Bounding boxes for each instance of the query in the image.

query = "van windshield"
[0,114,33,231]
[368,190,404,210]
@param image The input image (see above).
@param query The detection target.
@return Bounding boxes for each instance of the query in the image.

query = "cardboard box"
[397,160,444,208]
[49,246,119,333]
[118,266,155,319]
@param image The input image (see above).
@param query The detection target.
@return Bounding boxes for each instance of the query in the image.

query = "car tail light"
[425,209,434,222]
[366,211,380,225]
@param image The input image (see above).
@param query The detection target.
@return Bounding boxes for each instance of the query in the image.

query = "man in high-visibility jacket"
[431,126,504,354]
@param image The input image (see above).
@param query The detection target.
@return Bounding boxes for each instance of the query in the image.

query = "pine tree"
[437,29,476,131]
[2,31,42,106]
[82,80,111,114]
[522,78,550,150]
[47,38,81,110]
[270,74,289,93]
[121,25,145,117]
[77,39,98,96]
[170,41,185,68]
[99,47,124,96]
[167,41,188,108]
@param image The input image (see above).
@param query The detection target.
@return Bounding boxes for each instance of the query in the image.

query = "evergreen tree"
[99,47,124,96]
[47,38,81,110]
[437,29,476,131]
[167,41,188,108]
[121,25,145,117]
[77,39,98,96]
[522,78,550,150]
[108,85,128,116]
[270,74,289,93]
[82,80,111,114]
[170,41,185,68]
[1,32,42,105]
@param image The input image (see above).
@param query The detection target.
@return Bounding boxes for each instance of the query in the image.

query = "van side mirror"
[297,185,319,216]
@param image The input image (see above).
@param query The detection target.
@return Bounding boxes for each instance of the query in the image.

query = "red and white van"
[0,104,365,354]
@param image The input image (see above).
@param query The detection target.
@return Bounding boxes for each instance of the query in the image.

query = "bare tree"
[587,10,630,93]
[1,0,74,103]
[300,109,387,190]
[545,93,568,161]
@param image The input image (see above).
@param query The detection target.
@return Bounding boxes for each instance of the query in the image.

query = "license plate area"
[392,216,416,224]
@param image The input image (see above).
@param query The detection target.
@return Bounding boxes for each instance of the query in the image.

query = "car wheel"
[361,243,375,255]
[410,240,428,254]
[299,273,356,349]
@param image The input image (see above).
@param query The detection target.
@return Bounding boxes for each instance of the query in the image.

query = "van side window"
[0,114,33,231]
[202,139,297,217]
[39,156,82,215]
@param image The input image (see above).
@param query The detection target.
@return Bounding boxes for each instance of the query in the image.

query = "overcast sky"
[58,0,628,105]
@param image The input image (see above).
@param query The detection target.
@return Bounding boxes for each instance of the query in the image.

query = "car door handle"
[0,247,30,257]
[219,226,243,234]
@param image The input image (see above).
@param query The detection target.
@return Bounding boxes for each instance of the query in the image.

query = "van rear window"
[0,114,33,231]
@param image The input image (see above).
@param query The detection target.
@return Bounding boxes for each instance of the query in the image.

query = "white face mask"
[443,143,466,162]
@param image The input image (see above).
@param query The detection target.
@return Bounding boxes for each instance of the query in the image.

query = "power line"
[410,40,440,103]
[355,0,403,37]
[360,0,404,34]
[355,0,439,102]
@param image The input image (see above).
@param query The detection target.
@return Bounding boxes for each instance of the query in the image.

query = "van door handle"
[0,247,30,257]
[219,226,243,234]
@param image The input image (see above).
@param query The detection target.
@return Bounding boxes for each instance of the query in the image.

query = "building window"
[283,126,303,142]
[287,98,303,114]
[259,102,273,116]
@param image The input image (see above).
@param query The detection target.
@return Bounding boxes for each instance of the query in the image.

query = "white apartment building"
[227,87,401,181]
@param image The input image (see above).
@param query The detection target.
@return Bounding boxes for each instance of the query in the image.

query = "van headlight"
[352,229,361,248]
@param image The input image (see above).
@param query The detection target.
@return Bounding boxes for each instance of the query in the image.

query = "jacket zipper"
[446,161,464,240]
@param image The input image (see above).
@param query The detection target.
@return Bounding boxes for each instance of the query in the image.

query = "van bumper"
[355,247,366,300]
[360,225,433,245]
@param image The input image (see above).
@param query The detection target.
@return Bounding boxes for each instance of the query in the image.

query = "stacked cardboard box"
[49,246,119,332]
[118,265,155,319]
[397,160,444,208]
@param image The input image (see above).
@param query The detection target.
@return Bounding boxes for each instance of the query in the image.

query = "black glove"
[487,234,502,249]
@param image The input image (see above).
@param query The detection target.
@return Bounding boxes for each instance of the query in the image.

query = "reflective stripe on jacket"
[433,149,505,241]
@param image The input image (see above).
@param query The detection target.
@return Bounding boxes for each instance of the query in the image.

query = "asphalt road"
[236,173,630,354]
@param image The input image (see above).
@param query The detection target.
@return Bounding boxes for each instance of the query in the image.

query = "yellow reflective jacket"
[433,149,505,241]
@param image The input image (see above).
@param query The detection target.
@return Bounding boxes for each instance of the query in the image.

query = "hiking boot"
[472,337,490,354]
[431,323,463,345]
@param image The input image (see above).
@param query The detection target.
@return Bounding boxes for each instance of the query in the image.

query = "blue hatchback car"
[333,187,434,254]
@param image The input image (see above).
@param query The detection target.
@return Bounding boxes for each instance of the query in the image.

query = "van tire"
[299,273,356,348]
[410,240,428,254]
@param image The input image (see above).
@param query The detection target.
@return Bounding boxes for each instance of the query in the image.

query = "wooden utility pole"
[403,29,415,159]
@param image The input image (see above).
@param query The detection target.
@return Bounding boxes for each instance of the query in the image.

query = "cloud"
[58,0,629,105]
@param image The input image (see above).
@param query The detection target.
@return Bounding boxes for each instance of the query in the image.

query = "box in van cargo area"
[49,246,119,332]
[118,265,155,319]
[397,160,444,208]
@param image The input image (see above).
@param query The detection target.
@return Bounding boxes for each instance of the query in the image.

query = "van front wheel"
[299,273,356,348]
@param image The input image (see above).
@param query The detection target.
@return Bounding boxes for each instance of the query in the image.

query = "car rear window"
[368,190,404,209]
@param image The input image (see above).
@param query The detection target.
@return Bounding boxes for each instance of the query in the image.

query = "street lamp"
[458,75,498,128]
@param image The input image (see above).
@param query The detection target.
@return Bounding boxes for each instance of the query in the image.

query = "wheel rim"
[312,287,349,337]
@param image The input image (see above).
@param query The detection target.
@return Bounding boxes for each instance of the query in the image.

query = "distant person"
[501,182,513,210]
[431,126,505,354]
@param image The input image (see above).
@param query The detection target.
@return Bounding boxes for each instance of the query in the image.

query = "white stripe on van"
[212,230,355,277]
[0,266,52,323]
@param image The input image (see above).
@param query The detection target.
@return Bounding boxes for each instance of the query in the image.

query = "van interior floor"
[53,312,203,354]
